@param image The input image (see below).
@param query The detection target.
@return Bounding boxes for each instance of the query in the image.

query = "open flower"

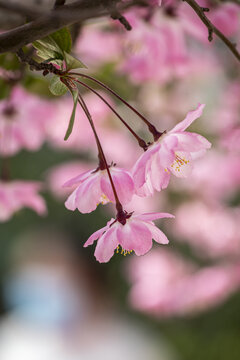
[132,103,211,196]
[84,212,174,263]
[64,166,134,213]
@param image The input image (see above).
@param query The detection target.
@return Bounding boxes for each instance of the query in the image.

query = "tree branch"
[0,0,146,55]
[183,0,240,62]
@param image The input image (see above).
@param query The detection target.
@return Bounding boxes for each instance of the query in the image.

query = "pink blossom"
[46,161,91,199]
[127,249,240,316]
[173,150,240,202]
[64,166,135,213]
[0,181,47,222]
[84,212,174,263]
[120,12,189,84]
[173,201,240,259]
[47,91,113,152]
[75,25,121,67]
[221,128,240,153]
[0,87,54,156]
[132,103,211,196]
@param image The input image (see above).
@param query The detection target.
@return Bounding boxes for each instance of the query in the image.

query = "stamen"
[116,245,133,256]
[171,154,190,172]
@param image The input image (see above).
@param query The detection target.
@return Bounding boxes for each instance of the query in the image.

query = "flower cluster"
[64,102,211,263]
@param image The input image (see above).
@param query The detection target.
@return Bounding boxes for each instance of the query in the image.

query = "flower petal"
[169,103,205,133]
[117,220,153,256]
[65,187,78,211]
[63,169,93,188]
[144,222,169,244]
[150,151,170,191]
[94,226,118,263]
[75,175,103,213]
[84,224,109,247]
[132,143,160,189]
[134,212,174,222]
[100,168,134,205]
[174,132,211,153]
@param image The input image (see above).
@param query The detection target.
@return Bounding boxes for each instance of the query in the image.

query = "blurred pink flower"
[0,180,47,222]
[221,128,240,153]
[174,201,240,259]
[46,161,91,199]
[120,12,189,84]
[0,87,54,156]
[75,25,121,67]
[132,103,211,196]
[47,91,112,152]
[179,150,240,201]
[84,212,174,263]
[64,166,134,213]
[127,249,240,316]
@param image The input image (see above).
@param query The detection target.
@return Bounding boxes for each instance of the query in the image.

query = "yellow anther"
[115,245,133,257]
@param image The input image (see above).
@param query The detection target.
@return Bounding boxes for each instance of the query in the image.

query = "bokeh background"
[0,1,240,359]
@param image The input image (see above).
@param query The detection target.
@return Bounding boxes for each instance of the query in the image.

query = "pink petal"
[134,212,174,222]
[150,152,170,191]
[174,132,211,153]
[75,175,103,213]
[117,220,153,256]
[144,222,169,244]
[63,169,93,188]
[169,103,205,133]
[65,187,78,210]
[112,169,135,204]
[94,226,118,263]
[84,224,109,247]
[132,143,160,189]
[158,138,177,168]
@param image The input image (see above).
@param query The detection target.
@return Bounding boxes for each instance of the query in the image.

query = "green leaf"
[64,89,78,140]
[51,28,72,54]
[49,76,68,96]
[33,28,72,61]
[33,39,63,61]
[64,51,87,70]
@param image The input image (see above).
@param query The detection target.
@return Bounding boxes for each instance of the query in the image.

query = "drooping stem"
[69,77,148,150]
[69,72,162,141]
[77,91,123,214]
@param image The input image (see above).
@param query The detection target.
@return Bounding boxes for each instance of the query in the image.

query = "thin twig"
[54,0,66,8]
[183,0,240,62]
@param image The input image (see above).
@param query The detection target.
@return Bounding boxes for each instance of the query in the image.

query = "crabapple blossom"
[47,161,91,199]
[174,201,240,259]
[84,212,174,263]
[132,103,211,196]
[64,166,134,213]
[0,181,47,222]
[120,11,189,84]
[127,249,240,316]
[0,87,54,156]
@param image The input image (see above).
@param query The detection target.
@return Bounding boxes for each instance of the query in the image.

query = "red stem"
[68,72,162,141]
[69,77,148,150]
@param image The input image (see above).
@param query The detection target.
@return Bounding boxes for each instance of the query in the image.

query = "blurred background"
[0,1,240,359]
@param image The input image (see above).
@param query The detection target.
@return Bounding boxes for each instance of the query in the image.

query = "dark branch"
[54,0,66,9]
[183,0,240,62]
[0,0,146,55]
